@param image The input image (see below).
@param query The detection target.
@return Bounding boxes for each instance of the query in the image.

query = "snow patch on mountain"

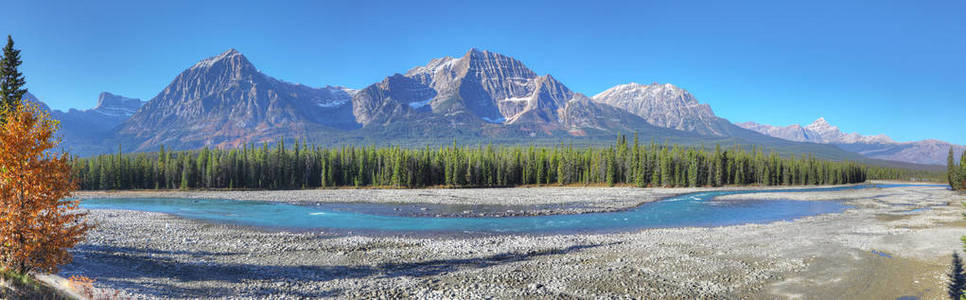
[408,97,433,109]
[481,116,506,124]
[501,96,530,102]
[316,86,356,108]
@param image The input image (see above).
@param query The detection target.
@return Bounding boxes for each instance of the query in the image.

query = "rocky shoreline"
[61,183,964,299]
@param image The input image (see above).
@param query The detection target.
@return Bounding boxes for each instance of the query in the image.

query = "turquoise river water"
[79,184,940,234]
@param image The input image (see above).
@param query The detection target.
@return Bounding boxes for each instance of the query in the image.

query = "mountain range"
[25,91,145,154]
[738,118,964,165]
[27,48,958,167]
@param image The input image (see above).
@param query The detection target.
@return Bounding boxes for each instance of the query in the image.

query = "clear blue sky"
[4,0,964,143]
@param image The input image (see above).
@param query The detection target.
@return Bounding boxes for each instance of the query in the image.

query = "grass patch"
[0,270,73,300]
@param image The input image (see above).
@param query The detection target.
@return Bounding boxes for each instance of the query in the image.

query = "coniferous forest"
[69,135,937,190]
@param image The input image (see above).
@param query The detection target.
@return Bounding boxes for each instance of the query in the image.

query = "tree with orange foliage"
[0,102,91,275]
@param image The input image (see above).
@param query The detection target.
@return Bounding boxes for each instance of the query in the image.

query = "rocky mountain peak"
[591,82,726,135]
[192,49,245,68]
[463,48,491,59]
[361,49,552,126]
[188,49,258,79]
[157,49,263,107]
[806,117,835,131]
[94,92,143,109]
[740,118,897,145]
[94,92,144,116]
[405,56,463,78]
[594,82,697,105]
[737,117,963,165]
[736,121,815,143]
[461,49,536,78]
[800,117,894,144]
[118,49,360,152]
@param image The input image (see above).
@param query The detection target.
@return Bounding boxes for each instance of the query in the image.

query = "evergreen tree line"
[948,148,966,190]
[70,135,936,190]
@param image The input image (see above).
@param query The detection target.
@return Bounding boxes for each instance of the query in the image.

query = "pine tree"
[0,35,27,122]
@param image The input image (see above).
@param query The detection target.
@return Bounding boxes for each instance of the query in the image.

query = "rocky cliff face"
[558,94,663,135]
[738,118,962,165]
[352,48,639,135]
[591,83,732,136]
[117,49,358,151]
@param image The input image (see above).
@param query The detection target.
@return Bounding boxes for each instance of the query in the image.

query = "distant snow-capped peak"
[739,117,895,144]
[804,117,838,135]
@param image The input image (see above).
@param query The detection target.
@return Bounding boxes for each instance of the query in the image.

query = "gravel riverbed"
[62,183,965,299]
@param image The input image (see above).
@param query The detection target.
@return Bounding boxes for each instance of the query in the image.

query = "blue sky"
[4,0,964,143]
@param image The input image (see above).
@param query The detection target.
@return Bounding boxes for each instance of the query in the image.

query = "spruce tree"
[0,35,27,119]
[180,163,190,190]
[949,148,957,189]
[687,150,699,187]
[959,150,966,190]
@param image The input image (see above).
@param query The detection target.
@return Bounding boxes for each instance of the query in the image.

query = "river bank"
[62,183,964,299]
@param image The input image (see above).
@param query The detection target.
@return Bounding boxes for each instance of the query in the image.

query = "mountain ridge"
[738,118,963,165]
[116,49,359,152]
[23,91,146,154]
[22,48,949,170]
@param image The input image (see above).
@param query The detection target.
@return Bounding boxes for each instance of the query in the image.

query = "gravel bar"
[61,183,965,299]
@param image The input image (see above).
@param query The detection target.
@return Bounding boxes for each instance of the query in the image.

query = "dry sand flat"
[62,184,965,299]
